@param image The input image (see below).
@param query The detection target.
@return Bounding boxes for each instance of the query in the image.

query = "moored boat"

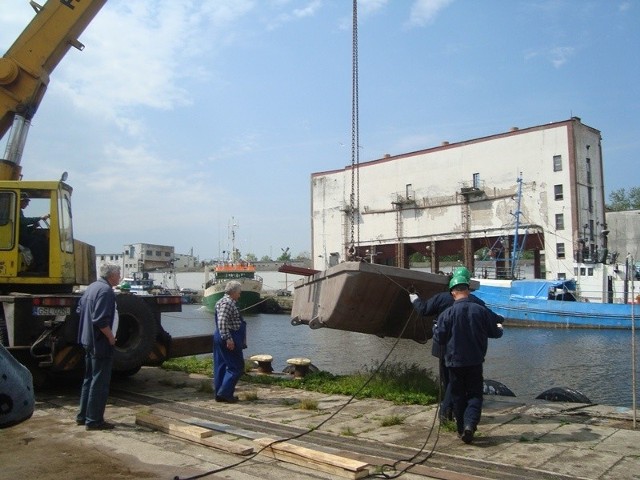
[472,174,639,328]
[118,273,171,296]
[202,261,263,314]
[473,272,639,329]
[202,219,263,314]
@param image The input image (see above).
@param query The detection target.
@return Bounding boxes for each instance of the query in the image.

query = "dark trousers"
[448,364,484,434]
[77,350,113,426]
[213,329,245,399]
[439,357,453,416]
[433,342,453,418]
[23,233,49,271]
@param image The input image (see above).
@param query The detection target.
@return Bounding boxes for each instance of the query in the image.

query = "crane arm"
[0,0,107,141]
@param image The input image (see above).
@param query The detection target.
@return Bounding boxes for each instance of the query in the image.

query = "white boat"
[119,273,171,296]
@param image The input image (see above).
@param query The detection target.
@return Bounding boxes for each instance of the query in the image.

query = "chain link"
[349,0,359,259]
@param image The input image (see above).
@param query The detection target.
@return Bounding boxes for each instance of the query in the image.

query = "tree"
[607,187,640,211]
[409,252,428,263]
[245,253,257,262]
[277,247,291,262]
[260,255,272,262]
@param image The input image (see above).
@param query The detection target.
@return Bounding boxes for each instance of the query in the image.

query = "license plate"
[32,306,71,316]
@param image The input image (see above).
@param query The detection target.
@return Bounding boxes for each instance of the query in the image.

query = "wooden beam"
[135,412,253,456]
[255,437,370,480]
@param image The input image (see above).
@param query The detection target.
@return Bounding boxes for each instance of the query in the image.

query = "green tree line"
[607,187,640,211]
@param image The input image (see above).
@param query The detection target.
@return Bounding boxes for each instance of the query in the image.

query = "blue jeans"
[448,364,484,434]
[212,327,245,400]
[77,350,113,426]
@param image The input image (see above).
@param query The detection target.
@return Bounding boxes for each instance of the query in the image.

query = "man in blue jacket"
[409,267,493,421]
[433,271,503,444]
[76,264,120,430]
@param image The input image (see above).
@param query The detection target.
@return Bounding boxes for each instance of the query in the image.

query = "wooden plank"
[135,408,260,439]
[200,437,254,456]
[136,413,213,439]
[135,413,254,456]
[255,437,370,480]
[186,418,263,440]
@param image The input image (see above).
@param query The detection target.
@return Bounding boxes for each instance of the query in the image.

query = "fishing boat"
[118,273,171,296]
[202,221,263,314]
[290,261,478,343]
[474,272,638,329]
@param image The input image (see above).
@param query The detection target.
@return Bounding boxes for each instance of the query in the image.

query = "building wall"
[96,245,199,277]
[311,118,607,279]
[605,210,640,263]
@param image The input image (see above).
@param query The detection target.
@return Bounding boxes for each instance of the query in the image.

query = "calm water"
[161,304,639,409]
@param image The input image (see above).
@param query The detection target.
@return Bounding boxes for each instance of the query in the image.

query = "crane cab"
[0,180,95,293]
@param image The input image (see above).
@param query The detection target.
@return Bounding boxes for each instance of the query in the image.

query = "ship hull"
[474,280,639,329]
[203,278,263,314]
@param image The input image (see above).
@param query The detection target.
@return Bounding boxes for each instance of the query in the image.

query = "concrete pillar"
[430,241,440,273]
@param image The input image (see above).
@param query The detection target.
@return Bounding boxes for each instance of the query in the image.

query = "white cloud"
[73,142,219,236]
[523,46,575,68]
[549,46,575,68]
[407,0,454,27]
[42,1,261,138]
[266,0,323,30]
[618,2,631,12]
[359,0,389,16]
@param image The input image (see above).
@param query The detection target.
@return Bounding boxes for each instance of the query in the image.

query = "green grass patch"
[440,419,458,432]
[297,398,319,410]
[380,414,405,427]
[161,358,439,406]
[341,426,356,436]
[162,356,212,376]
[244,391,259,401]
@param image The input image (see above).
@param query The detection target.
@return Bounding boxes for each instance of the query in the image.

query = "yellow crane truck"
[0,0,210,381]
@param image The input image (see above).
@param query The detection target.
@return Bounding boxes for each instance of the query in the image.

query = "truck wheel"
[113,296,158,372]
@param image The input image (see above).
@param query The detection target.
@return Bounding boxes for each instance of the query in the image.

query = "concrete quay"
[1,366,638,480]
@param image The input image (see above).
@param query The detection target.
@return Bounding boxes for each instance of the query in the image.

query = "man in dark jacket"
[76,264,120,430]
[433,272,503,444]
[409,267,492,421]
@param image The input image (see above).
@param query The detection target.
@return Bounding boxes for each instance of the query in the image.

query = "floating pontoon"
[290,262,478,343]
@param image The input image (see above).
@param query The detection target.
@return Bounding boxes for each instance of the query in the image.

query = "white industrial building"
[311,117,609,281]
[96,244,199,279]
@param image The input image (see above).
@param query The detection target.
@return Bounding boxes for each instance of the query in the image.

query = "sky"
[1,0,638,261]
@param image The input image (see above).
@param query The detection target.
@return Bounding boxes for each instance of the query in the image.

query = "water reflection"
[162,305,639,408]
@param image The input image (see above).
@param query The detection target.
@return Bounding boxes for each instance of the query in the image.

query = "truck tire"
[536,387,592,404]
[113,295,158,372]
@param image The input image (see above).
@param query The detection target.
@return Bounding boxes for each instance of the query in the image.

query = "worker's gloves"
[409,293,419,304]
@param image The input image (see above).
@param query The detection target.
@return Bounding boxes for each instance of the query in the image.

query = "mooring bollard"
[249,354,274,374]
[286,357,311,378]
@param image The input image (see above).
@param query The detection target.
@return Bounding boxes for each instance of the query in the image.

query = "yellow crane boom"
[0,0,107,179]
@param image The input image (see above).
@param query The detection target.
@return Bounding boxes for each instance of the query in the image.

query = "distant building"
[96,243,200,278]
[311,117,608,280]
[96,253,124,270]
[605,210,640,265]
[173,252,199,270]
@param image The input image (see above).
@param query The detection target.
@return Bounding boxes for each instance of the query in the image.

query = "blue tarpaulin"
[509,279,577,300]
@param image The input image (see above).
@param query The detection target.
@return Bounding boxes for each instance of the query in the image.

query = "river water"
[162,304,639,409]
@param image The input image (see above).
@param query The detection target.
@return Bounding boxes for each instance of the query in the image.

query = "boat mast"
[510,173,523,279]
[229,217,239,262]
